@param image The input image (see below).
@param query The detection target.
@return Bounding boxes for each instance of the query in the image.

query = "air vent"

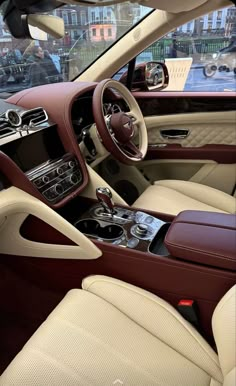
[0,120,15,139]
[21,107,48,127]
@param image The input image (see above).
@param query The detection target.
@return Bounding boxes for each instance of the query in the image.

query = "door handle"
[160,129,189,139]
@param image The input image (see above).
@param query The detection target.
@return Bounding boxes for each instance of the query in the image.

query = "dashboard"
[71,89,129,143]
[0,99,85,207]
[0,82,128,208]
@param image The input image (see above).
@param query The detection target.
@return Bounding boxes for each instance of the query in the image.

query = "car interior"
[0,0,235,385]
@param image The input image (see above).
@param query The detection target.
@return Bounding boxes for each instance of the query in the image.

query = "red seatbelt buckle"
[177,299,199,328]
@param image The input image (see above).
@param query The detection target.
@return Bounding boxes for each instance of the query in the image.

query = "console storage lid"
[165,211,236,271]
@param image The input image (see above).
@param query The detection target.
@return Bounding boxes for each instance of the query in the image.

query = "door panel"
[145,111,236,147]
[133,93,236,194]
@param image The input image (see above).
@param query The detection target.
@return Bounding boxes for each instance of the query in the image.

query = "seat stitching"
[25,347,95,385]
[85,279,222,379]
[52,306,216,384]
[50,315,166,386]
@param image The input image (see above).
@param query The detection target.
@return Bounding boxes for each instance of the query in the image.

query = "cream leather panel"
[132,180,236,215]
[0,276,223,386]
[145,112,236,147]
[138,160,236,195]
[0,187,101,259]
[83,275,223,382]
[212,285,236,380]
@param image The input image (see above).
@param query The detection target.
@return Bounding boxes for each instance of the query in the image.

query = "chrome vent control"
[26,155,82,203]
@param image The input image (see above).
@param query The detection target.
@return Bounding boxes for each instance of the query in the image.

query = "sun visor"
[140,0,209,13]
[62,0,208,12]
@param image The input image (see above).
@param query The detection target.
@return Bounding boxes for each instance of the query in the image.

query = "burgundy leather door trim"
[132,92,236,117]
[146,144,236,163]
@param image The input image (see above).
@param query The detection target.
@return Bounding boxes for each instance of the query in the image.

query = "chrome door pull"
[160,129,189,139]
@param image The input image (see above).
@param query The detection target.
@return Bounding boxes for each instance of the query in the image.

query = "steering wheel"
[93,79,148,165]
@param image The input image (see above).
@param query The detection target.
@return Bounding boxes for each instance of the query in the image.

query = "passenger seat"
[0,276,235,386]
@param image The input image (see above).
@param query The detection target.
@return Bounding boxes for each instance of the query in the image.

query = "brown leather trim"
[133,91,236,98]
[172,210,236,230]
[133,93,236,117]
[7,83,98,208]
[146,144,236,163]
[165,211,236,271]
[1,244,235,346]
[0,151,44,202]
[20,215,76,246]
[16,201,236,343]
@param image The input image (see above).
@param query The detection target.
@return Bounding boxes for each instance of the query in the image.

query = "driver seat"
[132,180,236,216]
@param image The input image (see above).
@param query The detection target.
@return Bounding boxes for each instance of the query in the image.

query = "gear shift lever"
[96,187,115,215]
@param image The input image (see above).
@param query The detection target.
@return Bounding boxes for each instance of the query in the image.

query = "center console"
[26,155,82,203]
[72,187,236,273]
[76,204,171,254]
[0,121,84,205]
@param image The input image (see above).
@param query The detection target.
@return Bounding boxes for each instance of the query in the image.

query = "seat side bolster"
[212,285,236,378]
[154,180,236,214]
[83,275,223,383]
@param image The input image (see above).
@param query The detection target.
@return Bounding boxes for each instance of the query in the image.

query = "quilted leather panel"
[148,124,236,147]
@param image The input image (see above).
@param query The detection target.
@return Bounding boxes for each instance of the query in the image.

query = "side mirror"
[119,61,169,91]
[145,61,169,91]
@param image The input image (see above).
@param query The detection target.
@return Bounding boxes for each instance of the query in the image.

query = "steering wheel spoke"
[127,111,140,125]
[121,141,143,160]
[93,79,148,165]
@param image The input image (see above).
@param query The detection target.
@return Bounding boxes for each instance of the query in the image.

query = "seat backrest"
[212,285,236,386]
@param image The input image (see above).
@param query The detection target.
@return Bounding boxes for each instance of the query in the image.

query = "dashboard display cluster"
[0,125,65,173]
[71,92,129,143]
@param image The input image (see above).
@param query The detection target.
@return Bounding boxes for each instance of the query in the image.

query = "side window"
[136,6,236,92]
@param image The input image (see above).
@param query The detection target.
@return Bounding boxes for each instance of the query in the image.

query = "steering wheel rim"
[92,79,148,165]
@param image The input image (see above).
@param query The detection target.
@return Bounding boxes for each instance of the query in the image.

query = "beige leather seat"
[1,275,235,386]
[133,180,236,216]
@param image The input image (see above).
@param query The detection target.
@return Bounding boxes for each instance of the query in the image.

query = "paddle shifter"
[96,187,116,215]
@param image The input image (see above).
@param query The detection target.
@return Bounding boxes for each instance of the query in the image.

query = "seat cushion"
[212,285,236,386]
[133,180,236,216]
[0,275,223,386]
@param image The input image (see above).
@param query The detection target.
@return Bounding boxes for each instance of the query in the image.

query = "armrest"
[165,211,236,271]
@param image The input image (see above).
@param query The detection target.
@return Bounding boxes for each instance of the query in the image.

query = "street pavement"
[185,65,236,92]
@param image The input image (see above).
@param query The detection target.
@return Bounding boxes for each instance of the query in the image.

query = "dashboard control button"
[136,224,148,236]
[52,183,64,196]
[34,178,43,187]
[56,167,64,176]
[69,173,79,185]
[127,237,139,248]
[146,216,154,224]
[42,175,49,184]
[69,160,76,169]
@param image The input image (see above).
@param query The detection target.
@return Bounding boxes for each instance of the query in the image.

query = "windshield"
[0,2,151,93]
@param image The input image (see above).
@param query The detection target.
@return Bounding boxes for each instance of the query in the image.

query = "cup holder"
[98,224,123,240]
[76,219,124,240]
[76,219,100,236]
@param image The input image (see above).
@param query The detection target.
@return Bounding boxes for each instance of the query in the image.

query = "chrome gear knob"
[96,187,115,215]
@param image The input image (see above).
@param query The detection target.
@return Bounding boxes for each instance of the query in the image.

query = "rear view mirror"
[4,6,65,41]
[27,15,65,40]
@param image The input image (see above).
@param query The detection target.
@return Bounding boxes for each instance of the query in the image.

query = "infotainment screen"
[0,125,66,173]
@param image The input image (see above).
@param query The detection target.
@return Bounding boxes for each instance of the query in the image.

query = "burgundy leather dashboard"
[165,210,236,271]
[6,82,99,208]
